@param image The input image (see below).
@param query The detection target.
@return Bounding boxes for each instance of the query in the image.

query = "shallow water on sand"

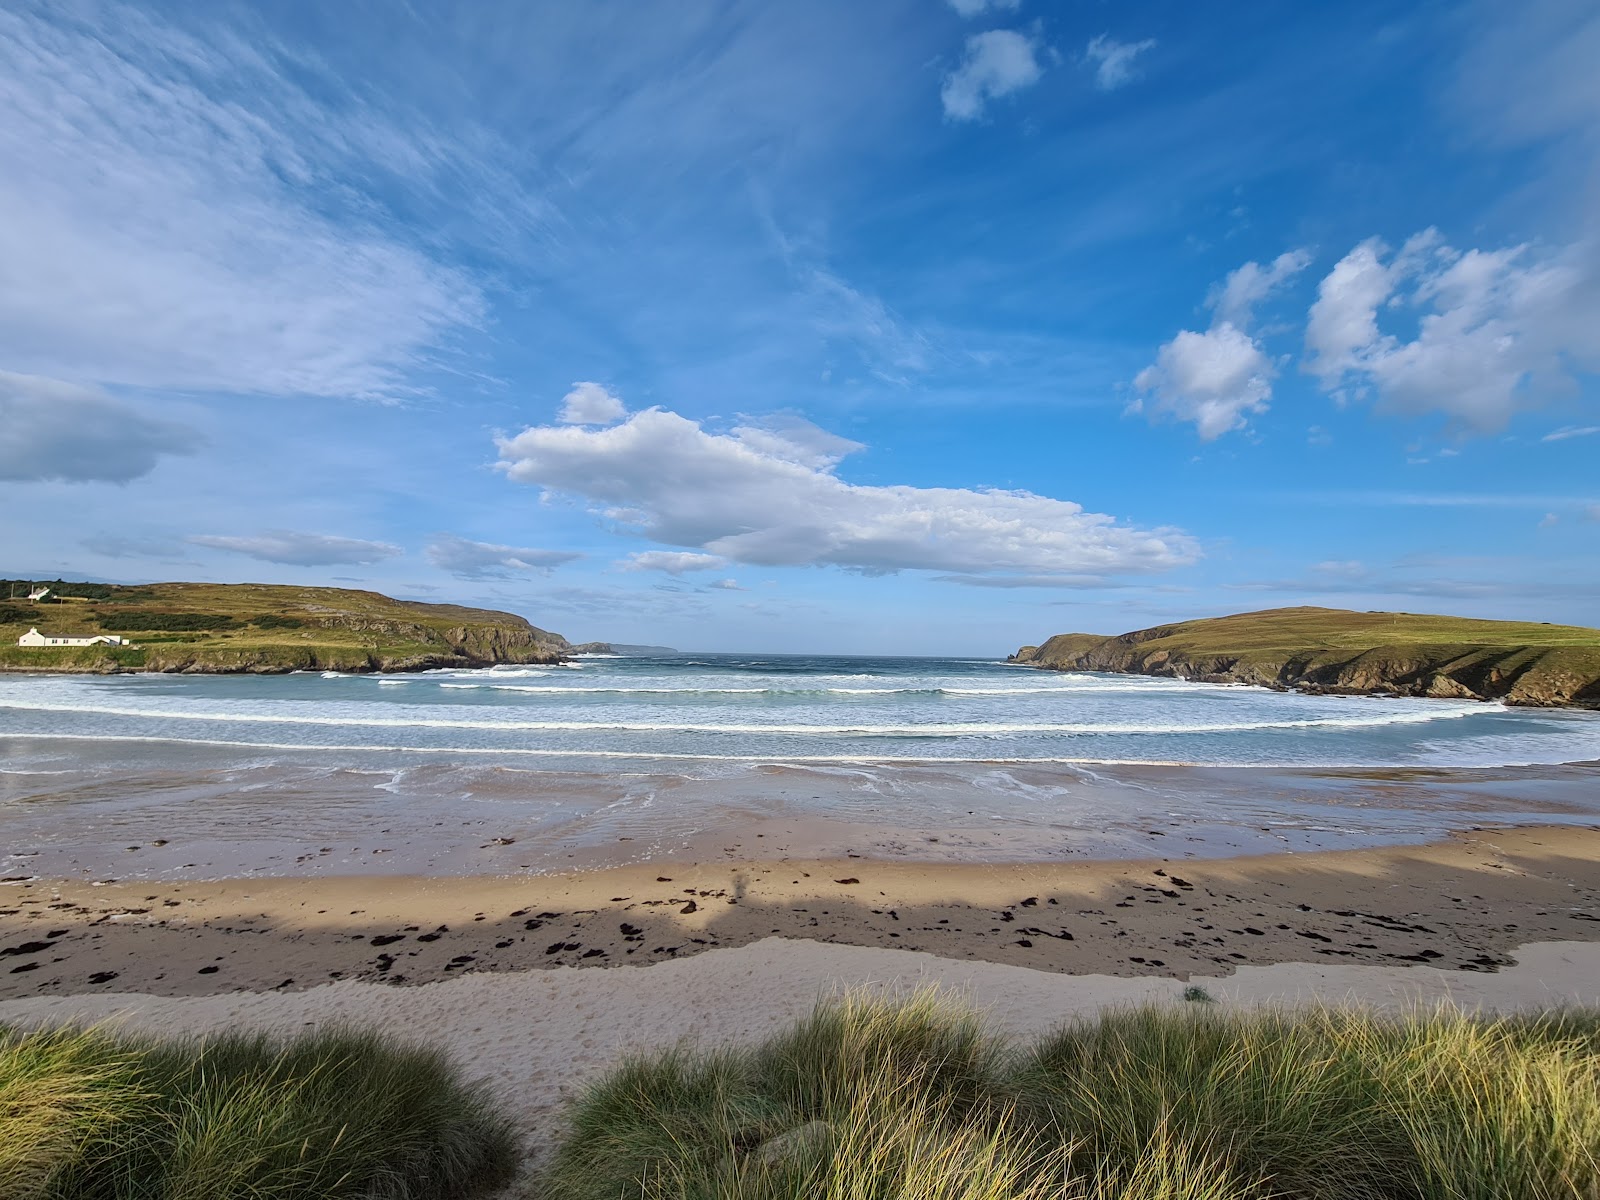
[2,655,1598,880]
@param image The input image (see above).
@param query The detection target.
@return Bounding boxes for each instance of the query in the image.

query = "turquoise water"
[2,656,1598,879]
[0,653,1597,768]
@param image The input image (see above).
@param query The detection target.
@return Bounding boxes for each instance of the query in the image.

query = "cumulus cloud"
[1305,231,1600,430]
[1133,325,1275,441]
[1085,34,1156,91]
[188,531,403,566]
[496,408,1196,580]
[620,551,730,574]
[0,4,484,400]
[708,578,745,591]
[0,372,202,483]
[1208,249,1313,328]
[1134,250,1310,440]
[946,0,1020,16]
[425,534,581,579]
[941,30,1044,121]
[557,382,627,426]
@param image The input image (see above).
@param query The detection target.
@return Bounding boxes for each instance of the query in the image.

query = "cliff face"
[1012,607,1600,709]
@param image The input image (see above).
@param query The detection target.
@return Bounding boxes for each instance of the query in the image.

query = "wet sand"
[6,744,1600,881]
[4,824,1598,1001]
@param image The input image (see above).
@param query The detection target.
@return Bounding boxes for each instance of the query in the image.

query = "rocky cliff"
[1012,606,1600,709]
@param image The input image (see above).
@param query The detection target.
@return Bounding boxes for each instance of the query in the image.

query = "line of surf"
[0,698,1487,736]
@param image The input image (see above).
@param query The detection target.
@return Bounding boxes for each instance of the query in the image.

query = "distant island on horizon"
[1013,606,1600,709]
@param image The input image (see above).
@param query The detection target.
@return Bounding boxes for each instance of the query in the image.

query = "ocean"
[3,654,1599,879]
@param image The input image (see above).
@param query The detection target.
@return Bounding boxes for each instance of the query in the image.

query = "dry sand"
[3,822,1599,1174]
[2,936,1598,1168]
[4,825,1598,1000]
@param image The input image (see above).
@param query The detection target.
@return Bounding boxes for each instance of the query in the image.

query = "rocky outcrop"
[1012,608,1600,709]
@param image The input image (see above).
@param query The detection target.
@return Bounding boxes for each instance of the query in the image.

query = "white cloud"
[1543,425,1600,442]
[946,0,1021,16]
[558,382,627,426]
[0,372,202,483]
[621,551,729,574]
[1451,0,1600,153]
[188,531,403,566]
[1135,250,1309,440]
[941,30,1043,122]
[425,534,581,579]
[496,408,1197,579]
[1305,232,1600,430]
[0,4,484,400]
[1134,324,1275,440]
[1208,249,1312,328]
[1084,34,1156,91]
[708,578,746,591]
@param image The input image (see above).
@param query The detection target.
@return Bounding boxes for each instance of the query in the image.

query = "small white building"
[17,627,131,648]
[26,586,50,602]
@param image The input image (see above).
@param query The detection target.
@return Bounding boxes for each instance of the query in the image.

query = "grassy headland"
[543,991,1600,1200]
[0,580,572,674]
[1012,606,1600,708]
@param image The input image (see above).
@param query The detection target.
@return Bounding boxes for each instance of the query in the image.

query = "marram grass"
[541,991,1600,1200]
[0,1024,516,1200]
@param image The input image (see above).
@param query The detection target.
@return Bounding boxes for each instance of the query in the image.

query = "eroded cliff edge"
[1011,606,1600,709]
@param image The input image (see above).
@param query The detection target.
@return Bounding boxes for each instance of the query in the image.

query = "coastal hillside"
[1011,606,1600,708]
[0,580,571,674]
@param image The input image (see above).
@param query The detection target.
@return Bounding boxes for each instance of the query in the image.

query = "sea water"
[2,653,1597,767]
[2,655,1598,878]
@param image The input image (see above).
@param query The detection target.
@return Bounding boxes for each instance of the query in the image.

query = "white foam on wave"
[0,697,1490,737]
[0,730,1214,767]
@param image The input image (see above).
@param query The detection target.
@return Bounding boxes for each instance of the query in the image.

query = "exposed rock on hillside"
[1012,606,1600,709]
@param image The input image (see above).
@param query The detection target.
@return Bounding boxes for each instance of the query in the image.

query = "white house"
[17,627,131,648]
[26,586,50,601]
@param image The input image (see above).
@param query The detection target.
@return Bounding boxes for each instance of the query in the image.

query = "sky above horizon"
[2,0,1597,655]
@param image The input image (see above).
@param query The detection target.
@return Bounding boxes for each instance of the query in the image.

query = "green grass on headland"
[0,1023,517,1200]
[1014,606,1600,707]
[542,991,1600,1200]
[0,580,571,674]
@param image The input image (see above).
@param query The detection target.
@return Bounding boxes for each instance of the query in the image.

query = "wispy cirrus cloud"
[1542,425,1600,442]
[0,1,488,401]
[1085,34,1157,91]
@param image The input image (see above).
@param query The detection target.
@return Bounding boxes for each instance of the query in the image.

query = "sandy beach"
[2,935,1598,1168]
[4,824,1598,1000]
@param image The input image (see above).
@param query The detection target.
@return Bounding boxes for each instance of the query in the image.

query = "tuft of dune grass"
[0,1026,147,1200]
[2,1023,517,1200]
[542,991,1600,1200]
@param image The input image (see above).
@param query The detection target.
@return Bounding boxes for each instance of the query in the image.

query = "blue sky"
[1,0,1596,654]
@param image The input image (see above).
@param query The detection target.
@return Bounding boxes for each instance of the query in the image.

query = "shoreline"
[5,824,1598,1002]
